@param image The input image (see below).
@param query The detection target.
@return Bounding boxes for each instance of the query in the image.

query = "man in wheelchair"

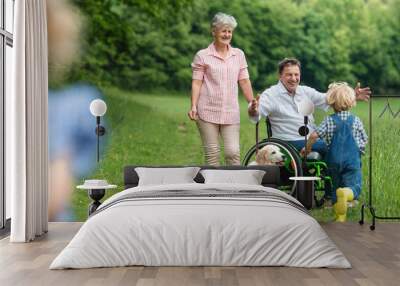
[246,58,371,209]
[248,58,370,152]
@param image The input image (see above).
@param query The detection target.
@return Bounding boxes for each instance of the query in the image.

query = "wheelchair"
[242,117,332,209]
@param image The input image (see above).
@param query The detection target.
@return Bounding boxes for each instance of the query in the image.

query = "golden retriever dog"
[249,145,285,166]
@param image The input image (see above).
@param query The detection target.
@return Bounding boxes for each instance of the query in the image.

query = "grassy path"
[72,88,400,223]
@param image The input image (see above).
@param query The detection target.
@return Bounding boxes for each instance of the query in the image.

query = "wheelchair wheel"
[242,138,303,196]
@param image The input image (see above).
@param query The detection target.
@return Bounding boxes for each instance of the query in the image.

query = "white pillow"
[135,167,200,186]
[200,169,266,185]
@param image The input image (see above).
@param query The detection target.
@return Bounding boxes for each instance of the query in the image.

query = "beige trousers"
[196,119,240,166]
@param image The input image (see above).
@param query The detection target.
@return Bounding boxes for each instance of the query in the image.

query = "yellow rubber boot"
[333,188,354,222]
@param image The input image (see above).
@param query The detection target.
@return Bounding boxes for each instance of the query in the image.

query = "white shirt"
[253,81,329,141]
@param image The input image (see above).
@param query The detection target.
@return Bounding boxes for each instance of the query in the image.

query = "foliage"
[68,0,400,93]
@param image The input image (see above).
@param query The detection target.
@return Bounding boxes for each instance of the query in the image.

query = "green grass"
[72,88,400,223]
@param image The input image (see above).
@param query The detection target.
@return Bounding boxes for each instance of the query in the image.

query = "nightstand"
[290,176,321,209]
[77,180,117,216]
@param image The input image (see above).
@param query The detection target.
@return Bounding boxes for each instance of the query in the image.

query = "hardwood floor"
[0,222,399,286]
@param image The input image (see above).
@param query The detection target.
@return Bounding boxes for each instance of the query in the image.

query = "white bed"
[50,182,350,269]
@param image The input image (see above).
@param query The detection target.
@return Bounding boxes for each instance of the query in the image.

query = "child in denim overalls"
[301,82,368,222]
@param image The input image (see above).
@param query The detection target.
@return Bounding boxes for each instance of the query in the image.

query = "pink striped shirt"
[192,43,250,124]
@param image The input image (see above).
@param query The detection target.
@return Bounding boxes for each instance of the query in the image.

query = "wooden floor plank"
[0,222,399,286]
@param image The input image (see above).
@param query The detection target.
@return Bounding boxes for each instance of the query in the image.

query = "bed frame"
[123,165,281,189]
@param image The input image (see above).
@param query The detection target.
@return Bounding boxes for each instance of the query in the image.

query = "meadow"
[72,88,400,223]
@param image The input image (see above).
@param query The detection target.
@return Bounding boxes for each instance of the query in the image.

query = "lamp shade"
[90,99,107,117]
[298,97,314,116]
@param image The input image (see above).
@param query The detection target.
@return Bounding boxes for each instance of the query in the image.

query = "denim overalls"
[326,114,362,202]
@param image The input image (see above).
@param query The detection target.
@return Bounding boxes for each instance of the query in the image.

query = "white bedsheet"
[50,183,350,269]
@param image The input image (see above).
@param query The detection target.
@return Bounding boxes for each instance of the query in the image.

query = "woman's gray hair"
[211,12,237,30]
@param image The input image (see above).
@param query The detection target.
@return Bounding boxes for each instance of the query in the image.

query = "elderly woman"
[188,12,255,166]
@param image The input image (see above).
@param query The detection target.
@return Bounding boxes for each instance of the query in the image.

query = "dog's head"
[255,145,285,165]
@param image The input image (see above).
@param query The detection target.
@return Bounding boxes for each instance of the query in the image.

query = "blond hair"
[326,82,356,112]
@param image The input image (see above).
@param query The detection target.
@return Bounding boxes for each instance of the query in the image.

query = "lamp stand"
[298,115,309,168]
[95,116,106,162]
[303,115,308,163]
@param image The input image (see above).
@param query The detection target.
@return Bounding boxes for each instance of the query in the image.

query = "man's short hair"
[278,58,301,74]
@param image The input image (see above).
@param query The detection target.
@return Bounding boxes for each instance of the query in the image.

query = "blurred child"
[47,0,105,221]
[301,82,368,222]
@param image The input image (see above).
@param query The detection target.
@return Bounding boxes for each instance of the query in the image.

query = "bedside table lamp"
[89,99,107,162]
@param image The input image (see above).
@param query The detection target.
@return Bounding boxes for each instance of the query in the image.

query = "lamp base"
[88,189,105,215]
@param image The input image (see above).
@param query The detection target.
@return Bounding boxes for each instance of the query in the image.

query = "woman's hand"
[248,95,259,117]
[188,106,198,121]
